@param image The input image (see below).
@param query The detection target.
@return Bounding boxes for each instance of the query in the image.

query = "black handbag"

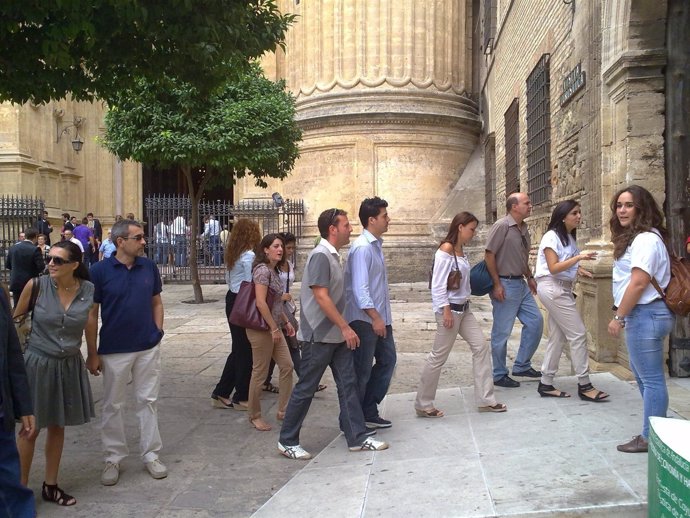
[228,280,277,331]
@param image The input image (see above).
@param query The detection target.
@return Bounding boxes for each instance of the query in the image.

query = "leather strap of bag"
[649,231,672,300]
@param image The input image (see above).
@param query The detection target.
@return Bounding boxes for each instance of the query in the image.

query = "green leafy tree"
[101,64,302,302]
[0,0,294,104]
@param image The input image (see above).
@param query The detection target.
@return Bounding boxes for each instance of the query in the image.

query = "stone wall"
[0,99,142,240]
[480,0,669,366]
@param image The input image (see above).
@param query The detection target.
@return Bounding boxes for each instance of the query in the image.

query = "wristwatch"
[613,315,626,328]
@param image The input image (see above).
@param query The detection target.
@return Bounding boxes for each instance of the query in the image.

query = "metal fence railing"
[0,196,45,283]
[144,195,304,283]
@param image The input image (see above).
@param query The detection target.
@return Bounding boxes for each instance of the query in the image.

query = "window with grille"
[504,98,520,196]
[526,54,552,205]
[484,133,497,224]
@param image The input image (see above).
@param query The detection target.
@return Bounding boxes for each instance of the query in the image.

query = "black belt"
[450,302,470,313]
[499,275,523,280]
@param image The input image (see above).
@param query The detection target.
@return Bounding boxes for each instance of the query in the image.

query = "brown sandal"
[478,403,507,413]
[415,408,444,418]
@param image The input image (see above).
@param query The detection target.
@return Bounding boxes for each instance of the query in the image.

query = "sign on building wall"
[560,62,586,106]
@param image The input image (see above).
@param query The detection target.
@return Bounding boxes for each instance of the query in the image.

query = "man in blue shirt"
[344,197,396,429]
[98,230,116,260]
[86,219,167,486]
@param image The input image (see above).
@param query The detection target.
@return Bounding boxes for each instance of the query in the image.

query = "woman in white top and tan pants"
[535,199,609,402]
[415,212,506,417]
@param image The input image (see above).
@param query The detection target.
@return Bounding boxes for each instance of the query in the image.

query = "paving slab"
[254,373,672,518]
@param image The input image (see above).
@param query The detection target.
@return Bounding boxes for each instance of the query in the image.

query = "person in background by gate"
[171,214,187,267]
[7,227,45,307]
[204,214,221,266]
[608,185,673,454]
[35,210,53,246]
[211,219,262,410]
[154,220,169,265]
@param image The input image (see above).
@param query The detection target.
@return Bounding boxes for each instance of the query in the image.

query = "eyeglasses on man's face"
[47,255,74,266]
[121,234,146,241]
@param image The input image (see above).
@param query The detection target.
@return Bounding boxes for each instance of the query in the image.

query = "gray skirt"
[24,347,95,429]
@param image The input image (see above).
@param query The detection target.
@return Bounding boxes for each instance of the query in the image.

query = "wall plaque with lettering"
[560,63,586,106]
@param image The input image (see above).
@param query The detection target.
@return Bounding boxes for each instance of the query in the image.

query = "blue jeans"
[624,299,673,438]
[155,242,169,265]
[350,321,397,420]
[280,340,367,448]
[0,419,35,518]
[490,278,543,380]
[173,236,187,267]
[209,235,221,266]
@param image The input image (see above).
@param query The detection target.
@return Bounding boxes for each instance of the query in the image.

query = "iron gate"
[144,195,304,283]
[0,196,45,283]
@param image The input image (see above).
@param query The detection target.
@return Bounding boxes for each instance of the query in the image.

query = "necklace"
[52,280,79,292]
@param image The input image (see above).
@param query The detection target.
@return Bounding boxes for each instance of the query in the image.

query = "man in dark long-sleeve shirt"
[6,228,45,307]
[0,285,36,518]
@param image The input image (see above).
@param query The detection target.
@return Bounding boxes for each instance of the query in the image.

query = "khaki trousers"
[246,329,294,420]
[536,277,591,386]
[415,310,496,409]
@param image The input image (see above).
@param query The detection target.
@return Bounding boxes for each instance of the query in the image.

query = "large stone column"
[242,0,480,280]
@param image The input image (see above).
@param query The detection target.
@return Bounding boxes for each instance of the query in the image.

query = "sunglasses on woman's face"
[47,255,74,266]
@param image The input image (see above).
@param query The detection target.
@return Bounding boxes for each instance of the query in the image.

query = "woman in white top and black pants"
[535,200,608,402]
[414,212,506,417]
[608,185,673,453]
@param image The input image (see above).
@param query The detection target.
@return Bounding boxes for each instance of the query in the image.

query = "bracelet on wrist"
[271,328,280,334]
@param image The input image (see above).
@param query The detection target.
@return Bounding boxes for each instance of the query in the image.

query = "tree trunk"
[181,164,209,303]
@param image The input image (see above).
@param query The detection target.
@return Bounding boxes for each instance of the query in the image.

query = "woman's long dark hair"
[441,212,479,246]
[252,234,284,272]
[51,241,90,281]
[547,199,579,246]
[609,185,668,259]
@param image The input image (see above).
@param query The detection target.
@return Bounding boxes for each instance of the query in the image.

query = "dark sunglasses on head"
[328,208,338,227]
[47,255,74,266]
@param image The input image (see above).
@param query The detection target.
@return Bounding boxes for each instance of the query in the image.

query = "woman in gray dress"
[14,241,96,507]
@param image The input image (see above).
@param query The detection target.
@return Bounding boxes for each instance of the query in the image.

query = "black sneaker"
[494,375,520,388]
[365,416,392,429]
[512,367,541,378]
[364,427,377,437]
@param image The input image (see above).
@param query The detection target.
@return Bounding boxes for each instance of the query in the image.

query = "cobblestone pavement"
[26,282,689,517]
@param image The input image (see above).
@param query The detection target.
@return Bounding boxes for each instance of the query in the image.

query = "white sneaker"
[349,437,389,452]
[145,459,168,479]
[101,462,120,486]
[278,442,312,460]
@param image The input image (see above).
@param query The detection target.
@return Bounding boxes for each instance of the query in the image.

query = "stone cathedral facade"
[0,1,686,368]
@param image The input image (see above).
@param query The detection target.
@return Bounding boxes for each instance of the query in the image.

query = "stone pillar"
[244,0,480,280]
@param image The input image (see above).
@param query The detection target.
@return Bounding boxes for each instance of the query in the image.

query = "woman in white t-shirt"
[535,200,608,402]
[608,185,673,454]
[414,212,506,417]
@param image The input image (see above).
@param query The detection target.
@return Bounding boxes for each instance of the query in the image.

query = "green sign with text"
[648,417,690,518]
